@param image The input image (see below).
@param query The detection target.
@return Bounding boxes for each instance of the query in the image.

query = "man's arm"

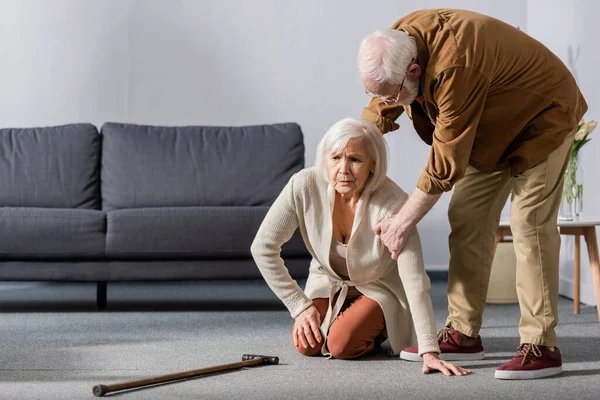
[416,66,489,194]
[396,188,442,233]
[375,188,441,259]
[376,67,489,258]
[361,97,405,133]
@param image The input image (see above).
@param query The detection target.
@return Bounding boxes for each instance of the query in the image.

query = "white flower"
[574,120,597,141]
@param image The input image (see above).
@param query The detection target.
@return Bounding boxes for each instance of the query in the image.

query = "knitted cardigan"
[251,167,440,356]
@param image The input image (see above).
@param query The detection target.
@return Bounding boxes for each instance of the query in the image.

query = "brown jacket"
[361,9,587,194]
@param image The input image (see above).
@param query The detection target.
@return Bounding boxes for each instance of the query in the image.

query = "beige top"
[251,167,440,356]
[361,9,587,194]
[330,237,361,297]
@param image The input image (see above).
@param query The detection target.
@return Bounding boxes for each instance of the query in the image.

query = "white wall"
[0,1,527,270]
[527,0,600,305]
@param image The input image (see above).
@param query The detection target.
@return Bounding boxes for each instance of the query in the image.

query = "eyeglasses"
[364,75,405,104]
[364,58,414,104]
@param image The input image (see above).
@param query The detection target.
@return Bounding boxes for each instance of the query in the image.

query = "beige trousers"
[446,129,575,346]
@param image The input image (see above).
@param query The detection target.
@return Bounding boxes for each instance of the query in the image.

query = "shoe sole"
[400,350,485,362]
[495,366,562,380]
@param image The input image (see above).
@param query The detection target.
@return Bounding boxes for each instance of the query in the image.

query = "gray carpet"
[0,280,599,400]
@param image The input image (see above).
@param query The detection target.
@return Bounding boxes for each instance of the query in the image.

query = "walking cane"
[92,354,279,397]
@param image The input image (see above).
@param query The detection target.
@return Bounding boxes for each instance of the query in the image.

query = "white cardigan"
[250,167,440,356]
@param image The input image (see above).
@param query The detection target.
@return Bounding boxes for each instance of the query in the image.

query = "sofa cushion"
[105,207,308,259]
[100,122,304,211]
[0,208,106,259]
[0,259,310,281]
[0,124,100,209]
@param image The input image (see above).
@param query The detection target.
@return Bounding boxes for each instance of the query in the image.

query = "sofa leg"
[97,281,107,309]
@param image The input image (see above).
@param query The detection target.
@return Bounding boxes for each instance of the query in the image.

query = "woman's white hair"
[357,29,417,86]
[315,118,388,193]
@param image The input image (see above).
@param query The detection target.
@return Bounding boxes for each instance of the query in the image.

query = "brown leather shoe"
[400,326,485,361]
[495,344,562,379]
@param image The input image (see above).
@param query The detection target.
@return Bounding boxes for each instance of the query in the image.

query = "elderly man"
[358,9,587,379]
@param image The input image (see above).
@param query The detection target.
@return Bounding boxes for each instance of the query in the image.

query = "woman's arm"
[394,227,440,356]
[396,225,471,376]
[250,174,313,318]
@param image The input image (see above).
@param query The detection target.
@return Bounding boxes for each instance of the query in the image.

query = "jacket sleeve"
[361,97,405,134]
[395,227,440,356]
[250,174,313,318]
[417,67,489,194]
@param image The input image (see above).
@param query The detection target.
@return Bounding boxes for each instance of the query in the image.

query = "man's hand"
[292,304,322,349]
[422,352,471,376]
[374,216,410,260]
[374,188,443,260]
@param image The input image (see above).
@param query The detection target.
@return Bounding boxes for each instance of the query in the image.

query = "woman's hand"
[422,352,471,376]
[292,304,323,349]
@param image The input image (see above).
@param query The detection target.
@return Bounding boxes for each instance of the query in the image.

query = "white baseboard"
[425,265,597,306]
[559,276,597,306]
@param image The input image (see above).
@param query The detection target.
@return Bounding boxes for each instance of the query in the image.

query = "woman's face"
[327,138,375,197]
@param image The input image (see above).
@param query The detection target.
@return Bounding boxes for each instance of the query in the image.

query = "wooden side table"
[495,217,600,320]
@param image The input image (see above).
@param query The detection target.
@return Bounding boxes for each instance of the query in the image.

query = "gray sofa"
[0,122,310,307]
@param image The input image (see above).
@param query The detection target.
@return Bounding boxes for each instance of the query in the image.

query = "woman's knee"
[327,330,370,360]
[295,343,322,357]
[292,323,324,357]
[326,296,384,359]
[292,297,328,357]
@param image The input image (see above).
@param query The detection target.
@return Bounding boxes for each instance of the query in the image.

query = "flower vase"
[559,152,584,221]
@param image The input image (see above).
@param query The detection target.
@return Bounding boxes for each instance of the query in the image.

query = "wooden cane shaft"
[93,358,263,396]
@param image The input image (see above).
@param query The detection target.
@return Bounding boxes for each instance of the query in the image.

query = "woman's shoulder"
[371,177,409,206]
[286,167,326,195]
[292,166,317,181]
[289,167,318,185]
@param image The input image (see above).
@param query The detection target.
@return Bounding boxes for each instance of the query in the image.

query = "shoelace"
[517,343,542,366]
[437,328,451,343]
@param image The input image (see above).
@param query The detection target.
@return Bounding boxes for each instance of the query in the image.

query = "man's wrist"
[393,213,414,234]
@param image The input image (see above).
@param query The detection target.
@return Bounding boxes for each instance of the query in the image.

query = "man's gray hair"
[357,29,417,85]
[315,118,388,193]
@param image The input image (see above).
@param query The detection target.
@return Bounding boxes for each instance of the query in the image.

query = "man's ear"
[407,63,421,80]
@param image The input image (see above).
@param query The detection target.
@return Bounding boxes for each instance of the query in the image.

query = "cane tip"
[93,384,108,397]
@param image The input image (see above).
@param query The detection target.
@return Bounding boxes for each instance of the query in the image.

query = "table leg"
[583,227,600,321]
[574,235,580,314]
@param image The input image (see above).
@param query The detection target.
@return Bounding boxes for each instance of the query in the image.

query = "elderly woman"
[251,118,469,376]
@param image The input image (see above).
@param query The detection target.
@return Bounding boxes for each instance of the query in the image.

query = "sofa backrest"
[0,124,100,209]
[101,122,305,211]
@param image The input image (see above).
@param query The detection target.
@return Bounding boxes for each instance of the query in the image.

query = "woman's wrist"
[421,352,440,360]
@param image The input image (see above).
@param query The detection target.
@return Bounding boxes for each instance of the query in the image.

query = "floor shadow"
[560,368,600,378]
[459,362,503,370]
[349,353,394,362]
[478,337,520,353]
[479,355,511,361]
